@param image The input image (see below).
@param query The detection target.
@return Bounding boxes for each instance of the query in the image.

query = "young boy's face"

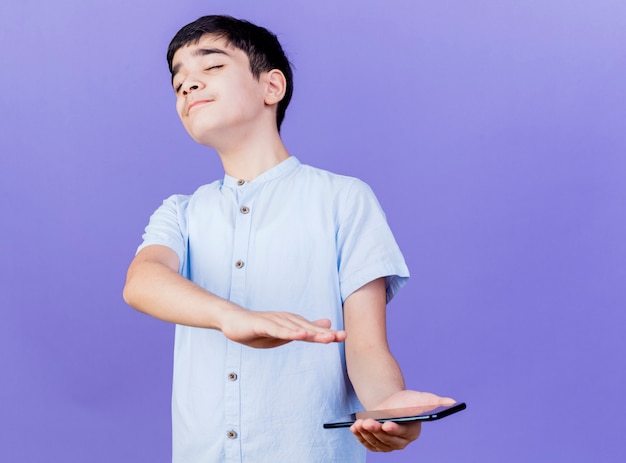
[171,34,270,146]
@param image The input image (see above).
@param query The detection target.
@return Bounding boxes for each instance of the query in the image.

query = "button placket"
[225,183,256,455]
[223,180,258,461]
[231,185,255,288]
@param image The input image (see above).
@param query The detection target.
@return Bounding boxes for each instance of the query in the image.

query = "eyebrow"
[171,48,231,79]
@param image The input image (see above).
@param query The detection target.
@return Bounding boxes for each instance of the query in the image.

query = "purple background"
[1,0,625,461]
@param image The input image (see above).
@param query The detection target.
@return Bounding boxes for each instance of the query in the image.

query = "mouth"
[187,99,213,113]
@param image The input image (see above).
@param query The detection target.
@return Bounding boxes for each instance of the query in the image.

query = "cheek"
[175,99,185,119]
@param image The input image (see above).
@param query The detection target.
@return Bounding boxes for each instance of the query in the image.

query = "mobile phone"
[323,402,466,429]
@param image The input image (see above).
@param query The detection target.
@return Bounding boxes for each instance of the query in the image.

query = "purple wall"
[1,1,625,461]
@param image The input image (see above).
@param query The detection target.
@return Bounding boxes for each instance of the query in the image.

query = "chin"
[184,120,221,147]
[187,131,216,147]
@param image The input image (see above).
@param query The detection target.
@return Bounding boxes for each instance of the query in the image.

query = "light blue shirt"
[138,156,409,463]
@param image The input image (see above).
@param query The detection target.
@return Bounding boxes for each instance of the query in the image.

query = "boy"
[124,15,453,462]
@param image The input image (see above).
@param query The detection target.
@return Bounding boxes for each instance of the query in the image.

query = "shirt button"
[227,372,238,381]
[227,430,238,439]
[240,206,250,214]
[237,179,245,186]
[235,260,244,269]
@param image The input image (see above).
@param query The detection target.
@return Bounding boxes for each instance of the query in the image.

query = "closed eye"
[173,65,224,93]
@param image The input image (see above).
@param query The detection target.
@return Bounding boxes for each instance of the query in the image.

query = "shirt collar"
[222,156,300,189]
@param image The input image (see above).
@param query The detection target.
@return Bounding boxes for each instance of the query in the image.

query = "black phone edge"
[323,402,467,429]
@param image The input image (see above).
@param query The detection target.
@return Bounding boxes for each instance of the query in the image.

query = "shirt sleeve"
[136,194,189,274]
[336,179,409,303]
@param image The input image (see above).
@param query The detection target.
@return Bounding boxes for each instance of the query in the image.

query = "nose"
[182,83,199,96]
[181,77,203,96]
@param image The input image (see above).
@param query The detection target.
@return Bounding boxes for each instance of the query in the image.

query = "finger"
[361,419,411,449]
[291,317,340,337]
[419,392,456,406]
[307,318,348,342]
[381,420,421,442]
[311,318,332,329]
[351,420,392,452]
[272,316,346,342]
[351,419,420,451]
[260,320,338,343]
[292,329,345,343]
[246,311,346,344]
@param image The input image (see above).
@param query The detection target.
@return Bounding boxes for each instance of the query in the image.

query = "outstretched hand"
[350,390,456,453]
[219,308,347,348]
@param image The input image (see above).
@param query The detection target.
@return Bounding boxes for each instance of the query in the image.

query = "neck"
[211,123,290,181]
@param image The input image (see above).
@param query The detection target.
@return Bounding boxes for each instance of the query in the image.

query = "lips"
[187,99,213,113]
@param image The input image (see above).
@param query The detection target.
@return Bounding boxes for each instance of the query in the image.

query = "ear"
[264,69,287,106]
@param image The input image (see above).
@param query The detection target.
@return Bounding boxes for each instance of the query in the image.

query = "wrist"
[213,299,245,331]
